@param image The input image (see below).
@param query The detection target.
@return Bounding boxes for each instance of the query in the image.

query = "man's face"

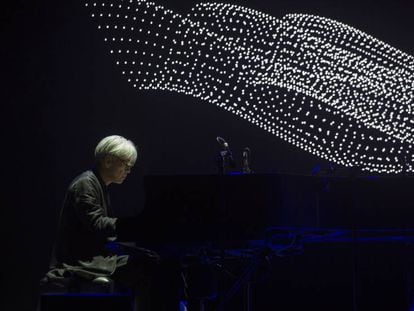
[104,155,134,184]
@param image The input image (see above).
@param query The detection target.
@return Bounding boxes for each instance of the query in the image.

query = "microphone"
[216,136,235,174]
[242,147,252,174]
[242,147,250,159]
[216,136,229,151]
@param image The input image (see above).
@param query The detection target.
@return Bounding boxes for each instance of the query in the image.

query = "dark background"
[2,0,414,310]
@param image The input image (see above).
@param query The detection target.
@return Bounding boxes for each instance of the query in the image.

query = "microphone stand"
[216,137,235,174]
[217,247,273,311]
[217,150,228,175]
[242,147,252,174]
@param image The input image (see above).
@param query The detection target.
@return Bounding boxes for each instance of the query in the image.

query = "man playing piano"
[42,135,181,310]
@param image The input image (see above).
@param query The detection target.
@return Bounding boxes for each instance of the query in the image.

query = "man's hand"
[134,247,161,264]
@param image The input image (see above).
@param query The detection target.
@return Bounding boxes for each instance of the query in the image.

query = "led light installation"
[84,0,414,174]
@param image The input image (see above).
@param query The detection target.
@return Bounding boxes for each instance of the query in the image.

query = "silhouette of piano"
[114,173,414,311]
[117,173,414,244]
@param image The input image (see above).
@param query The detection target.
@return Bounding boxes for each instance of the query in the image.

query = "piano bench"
[38,293,135,311]
[38,277,136,311]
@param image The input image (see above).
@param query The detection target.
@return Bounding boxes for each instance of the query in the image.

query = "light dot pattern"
[85,0,414,174]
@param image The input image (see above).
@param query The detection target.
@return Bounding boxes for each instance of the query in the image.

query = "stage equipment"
[216,136,235,174]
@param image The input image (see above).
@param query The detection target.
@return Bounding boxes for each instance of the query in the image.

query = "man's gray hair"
[95,135,137,164]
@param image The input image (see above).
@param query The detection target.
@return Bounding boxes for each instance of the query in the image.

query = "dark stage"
[2,0,414,310]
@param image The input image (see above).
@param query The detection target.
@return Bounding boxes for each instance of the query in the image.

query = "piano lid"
[117,174,414,243]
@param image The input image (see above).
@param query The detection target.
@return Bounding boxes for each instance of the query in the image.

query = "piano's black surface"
[117,173,414,243]
[116,174,414,311]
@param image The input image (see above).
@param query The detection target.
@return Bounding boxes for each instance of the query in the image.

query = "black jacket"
[49,169,121,278]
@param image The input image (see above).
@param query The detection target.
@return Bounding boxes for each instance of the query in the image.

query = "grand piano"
[117,173,414,311]
[119,173,414,241]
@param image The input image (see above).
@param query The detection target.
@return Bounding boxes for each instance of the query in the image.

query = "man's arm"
[73,179,117,237]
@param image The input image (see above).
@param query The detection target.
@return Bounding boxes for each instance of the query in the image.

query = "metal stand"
[217,247,272,311]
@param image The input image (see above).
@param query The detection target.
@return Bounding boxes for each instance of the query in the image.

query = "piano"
[116,173,414,311]
[118,173,414,243]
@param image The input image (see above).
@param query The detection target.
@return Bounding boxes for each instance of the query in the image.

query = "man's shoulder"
[69,170,99,191]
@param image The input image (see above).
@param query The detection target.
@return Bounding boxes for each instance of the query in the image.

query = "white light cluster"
[85,0,414,174]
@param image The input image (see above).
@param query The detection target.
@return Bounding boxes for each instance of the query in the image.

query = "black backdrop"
[2,0,414,310]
